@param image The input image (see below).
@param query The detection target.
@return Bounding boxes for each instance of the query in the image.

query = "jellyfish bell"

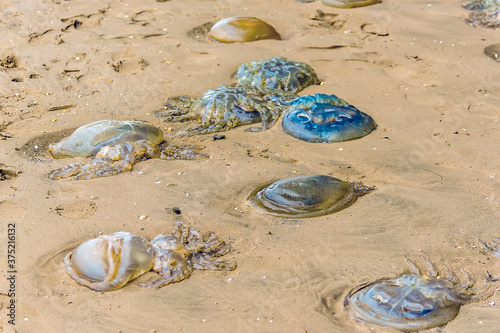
[64,232,154,291]
[247,175,373,218]
[209,16,281,43]
[49,120,164,158]
[283,103,376,143]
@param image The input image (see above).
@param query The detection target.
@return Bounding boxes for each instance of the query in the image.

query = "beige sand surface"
[1,0,500,332]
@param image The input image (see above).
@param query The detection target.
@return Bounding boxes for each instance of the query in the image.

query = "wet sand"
[0,0,499,332]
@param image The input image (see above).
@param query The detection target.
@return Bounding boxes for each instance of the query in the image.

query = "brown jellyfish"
[209,16,281,43]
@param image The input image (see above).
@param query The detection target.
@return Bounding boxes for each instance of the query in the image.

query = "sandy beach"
[1,0,500,332]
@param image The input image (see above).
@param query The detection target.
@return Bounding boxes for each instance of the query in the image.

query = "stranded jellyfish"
[64,223,236,291]
[463,0,500,11]
[322,0,382,8]
[63,232,154,291]
[48,120,202,180]
[282,94,377,143]
[463,0,500,28]
[49,120,164,158]
[247,174,374,218]
[156,86,297,136]
[236,57,320,93]
[139,222,237,288]
[344,257,492,331]
[209,16,281,43]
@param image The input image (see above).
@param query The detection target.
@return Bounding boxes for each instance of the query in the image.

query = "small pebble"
[213,134,226,141]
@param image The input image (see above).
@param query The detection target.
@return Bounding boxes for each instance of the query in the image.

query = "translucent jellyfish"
[63,232,154,291]
[236,57,320,93]
[139,222,237,288]
[282,94,377,143]
[322,0,382,8]
[49,120,164,158]
[463,0,500,11]
[344,258,492,331]
[156,86,297,136]
[48,120,203,180]
[64,223,236,291]
[467,7,500,27]
[463,0,500,28]
[247,174,374,218]
[209,16,281,43]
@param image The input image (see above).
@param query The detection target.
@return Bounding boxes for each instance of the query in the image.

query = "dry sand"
[0,0,500,332]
